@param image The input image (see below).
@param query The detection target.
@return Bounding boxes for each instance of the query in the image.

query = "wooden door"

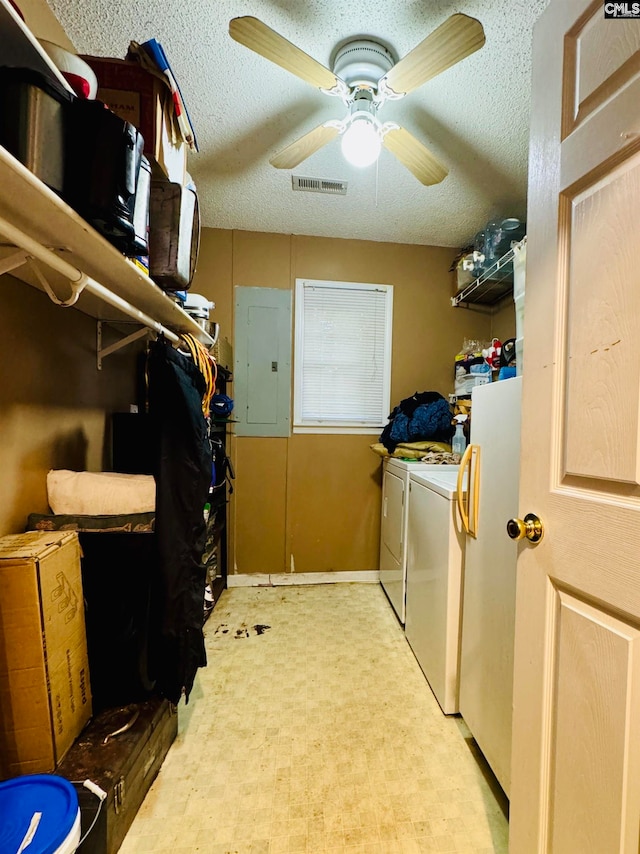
[510,2,640,851]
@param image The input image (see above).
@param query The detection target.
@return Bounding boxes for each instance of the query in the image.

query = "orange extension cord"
[180,333,218,416]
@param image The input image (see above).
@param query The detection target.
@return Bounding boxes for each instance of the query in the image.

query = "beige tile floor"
[119,583,508,854]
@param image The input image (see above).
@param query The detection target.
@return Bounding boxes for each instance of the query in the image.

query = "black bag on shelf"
[63,98,150,256]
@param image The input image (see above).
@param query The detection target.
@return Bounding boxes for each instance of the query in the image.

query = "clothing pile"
[380,391,452,453]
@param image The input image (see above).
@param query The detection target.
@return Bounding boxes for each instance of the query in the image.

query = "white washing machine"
[405,469,465,714]
[379,458,458,624]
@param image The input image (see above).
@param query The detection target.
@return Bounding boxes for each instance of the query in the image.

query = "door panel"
[565,2,640,133]
[548,589,640,853]
[562,154,640,484]
[511,1,640,850]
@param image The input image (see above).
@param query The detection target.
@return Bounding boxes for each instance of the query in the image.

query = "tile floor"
[119,583,508,854]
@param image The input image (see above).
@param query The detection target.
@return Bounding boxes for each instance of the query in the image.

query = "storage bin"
[183,292,213,331]
[455,253,476,291]
[149,180,200,289]
[0,775,81,853]
[455,373,491,395]
[0,66,72,192]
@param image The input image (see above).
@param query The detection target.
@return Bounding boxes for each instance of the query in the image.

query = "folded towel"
[47,470,155,516]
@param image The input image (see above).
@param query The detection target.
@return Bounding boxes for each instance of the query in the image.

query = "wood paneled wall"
[0,276,139,536]
[0,227,514,566]
[191,228,497,576]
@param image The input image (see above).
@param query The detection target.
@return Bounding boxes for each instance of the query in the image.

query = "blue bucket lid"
[0,774,78,854]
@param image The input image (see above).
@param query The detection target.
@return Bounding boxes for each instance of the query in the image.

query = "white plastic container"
[184,292,214,333]
[0,774,80,853]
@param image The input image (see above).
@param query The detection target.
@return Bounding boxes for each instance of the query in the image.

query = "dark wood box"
[57,698,177,853]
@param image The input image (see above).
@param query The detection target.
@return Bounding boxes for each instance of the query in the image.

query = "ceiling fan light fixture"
[341,114,382,168]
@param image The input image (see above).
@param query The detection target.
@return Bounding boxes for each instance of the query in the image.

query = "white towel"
[47,470,156,516]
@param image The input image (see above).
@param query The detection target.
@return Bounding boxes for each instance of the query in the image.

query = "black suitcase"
[56,698,177,854]
[63,98,149,256]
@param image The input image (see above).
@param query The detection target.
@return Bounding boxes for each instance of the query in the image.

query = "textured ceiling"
[47,0,550,248]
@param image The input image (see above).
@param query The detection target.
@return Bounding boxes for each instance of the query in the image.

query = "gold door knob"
[506,513,544,543]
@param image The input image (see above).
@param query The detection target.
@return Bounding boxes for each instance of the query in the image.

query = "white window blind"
[294,279,393,431]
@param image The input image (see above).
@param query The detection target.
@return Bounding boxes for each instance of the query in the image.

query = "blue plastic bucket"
[0,774,80,854]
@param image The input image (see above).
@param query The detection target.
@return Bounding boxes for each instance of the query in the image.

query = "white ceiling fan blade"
[382,127,448,186]
[270,124,340,169]
[381,13,485,97]
[229,16,341,91]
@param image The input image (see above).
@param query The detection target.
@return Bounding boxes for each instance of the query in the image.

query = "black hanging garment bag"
[147,338,211,703]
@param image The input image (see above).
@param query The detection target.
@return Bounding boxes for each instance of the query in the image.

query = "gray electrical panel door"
[234,286,292,437]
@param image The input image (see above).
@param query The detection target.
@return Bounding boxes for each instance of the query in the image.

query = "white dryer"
[405,469,465,714]
[379,458,458,624]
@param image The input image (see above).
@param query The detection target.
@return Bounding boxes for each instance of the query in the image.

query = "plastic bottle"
[452,414,468,456]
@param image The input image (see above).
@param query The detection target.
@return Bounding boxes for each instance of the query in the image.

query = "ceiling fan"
[229,14,485,185]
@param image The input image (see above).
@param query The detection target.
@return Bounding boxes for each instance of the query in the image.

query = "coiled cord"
[180,333,218,416]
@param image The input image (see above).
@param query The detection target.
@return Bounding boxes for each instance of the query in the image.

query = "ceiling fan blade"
[229,16,340,91]
[381,13,485,96]
[270,124,340,169]
[382,127,448,185]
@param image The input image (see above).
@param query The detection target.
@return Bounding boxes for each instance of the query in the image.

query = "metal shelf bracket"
[96,322,150,371]
[0,248,29,276]
[0,245,87,305]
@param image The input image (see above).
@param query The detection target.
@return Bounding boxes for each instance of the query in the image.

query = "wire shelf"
[451,237,526,308]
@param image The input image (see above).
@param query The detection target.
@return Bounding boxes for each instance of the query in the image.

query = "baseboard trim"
[227,570,380,588]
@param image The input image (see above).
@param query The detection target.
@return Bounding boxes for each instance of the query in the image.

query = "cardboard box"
[81,55,186,185]
[0,531,92,778]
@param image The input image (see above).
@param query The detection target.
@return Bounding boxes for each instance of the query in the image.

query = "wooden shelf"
[0,0,210,345]
[0,146,212,346]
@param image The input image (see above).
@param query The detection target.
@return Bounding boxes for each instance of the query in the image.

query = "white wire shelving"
[451,237,526,308]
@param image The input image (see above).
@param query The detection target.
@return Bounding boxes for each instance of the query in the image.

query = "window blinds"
[294,280,393,428]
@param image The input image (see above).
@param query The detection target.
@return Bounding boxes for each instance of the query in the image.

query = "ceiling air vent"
[292,176,348,195]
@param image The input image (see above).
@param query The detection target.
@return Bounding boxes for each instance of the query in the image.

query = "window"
[294,278,393,433]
